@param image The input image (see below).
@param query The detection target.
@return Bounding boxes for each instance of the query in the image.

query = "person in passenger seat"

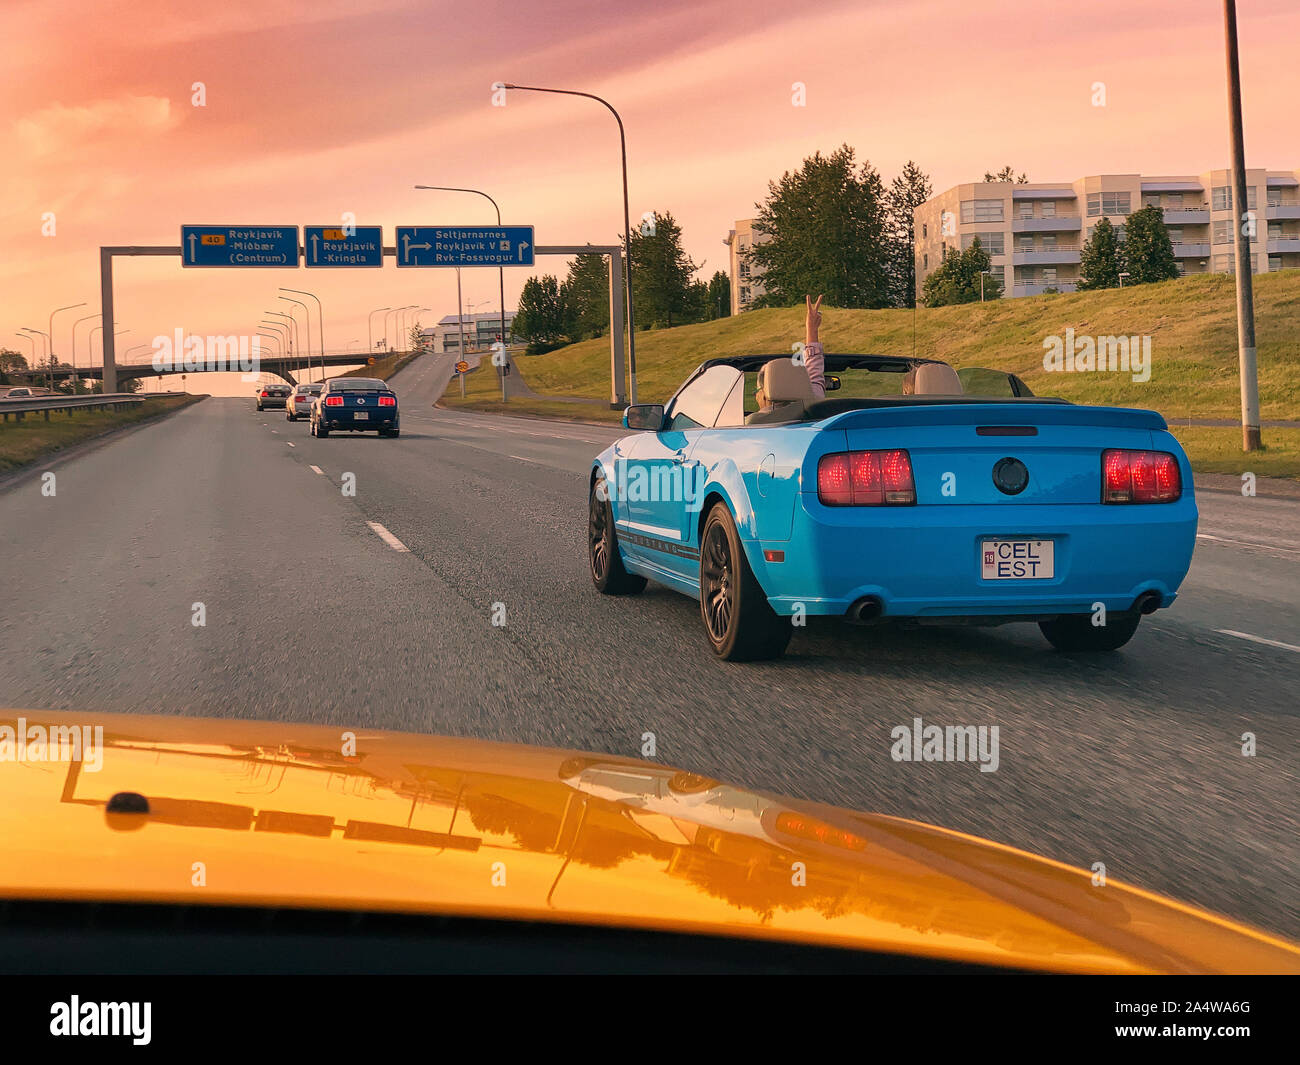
[802,294,827,400]
[754,294,826,415]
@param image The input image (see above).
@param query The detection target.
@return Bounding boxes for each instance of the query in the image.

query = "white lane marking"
[1215,629,1300,654]
[287,442,295,447]
[310,465,324,475]
[366,521,409,552]
[1197,532,1300,558]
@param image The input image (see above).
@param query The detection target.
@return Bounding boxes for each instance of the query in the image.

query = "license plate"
[353,412,368,420]
[981,539,1054,580]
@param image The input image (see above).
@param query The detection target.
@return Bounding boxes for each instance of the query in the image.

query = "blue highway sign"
[182,225,299,267]
[304,225,384,268]
[395,225,534,267]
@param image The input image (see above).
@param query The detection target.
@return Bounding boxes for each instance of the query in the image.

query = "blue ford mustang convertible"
[588,353,1197,661]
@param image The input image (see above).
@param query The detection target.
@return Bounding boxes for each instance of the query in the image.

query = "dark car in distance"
[310,377,399,437]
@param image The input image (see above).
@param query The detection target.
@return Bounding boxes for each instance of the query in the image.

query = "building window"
[961,199,1004,223]
[1269,256,1282,271]
[1042,233,1057,248]
[1017,202,1033,219]
[1213,220,1233,244]
[1142,194,1161,209]
[962,231,1004,256]
[1018,234,1033,250]
[1212,252,1235,273]
[1166,192,1183,208]
[1087,191,1131,217]
[739,286,751,303]
[1248,187,1258,210]
[1212,186,1232,211]
[1042,267,1058,282]
[1268,190,1282,208]
[1040,200,1057,218]
[922,253,928,269]
[739,263,750,278]
[1168,227,1183,244]
[1175,261,1188,276]
[922,223,927,238]
[1268,223,1282,239]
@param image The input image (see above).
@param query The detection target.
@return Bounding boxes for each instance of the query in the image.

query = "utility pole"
[1224,0,1261,451]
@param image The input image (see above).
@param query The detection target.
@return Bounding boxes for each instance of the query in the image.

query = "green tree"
[560,253,610,340]
[407,321,429,353]
[885,160,932,308]
[627,211,698,328]
[1121,205,1179,285]
[705,270,731,320]
[746,144,891,309]
[1078,216,1124,290]
[984,166,1028,183]
[512,275,567,353]
[0,348,29,377]
[921,237,1002,306]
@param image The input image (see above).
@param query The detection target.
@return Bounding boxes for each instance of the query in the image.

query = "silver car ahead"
[286,382,322,421]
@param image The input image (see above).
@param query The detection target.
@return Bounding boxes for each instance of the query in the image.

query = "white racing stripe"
[1197,532,1300,558]
[1215,629,1300,654]
[366,521,410,552]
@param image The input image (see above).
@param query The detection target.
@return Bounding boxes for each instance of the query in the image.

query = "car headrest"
[910,362,964,395]
[758,358,814,403]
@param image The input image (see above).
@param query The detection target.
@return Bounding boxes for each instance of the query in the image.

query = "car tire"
[698,503,791,661]
[286,413,295,422]
[316,420,329,438]
[588,479,647,596]
[1039,611,1141,652]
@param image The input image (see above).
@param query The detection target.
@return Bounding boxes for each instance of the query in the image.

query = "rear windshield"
[333,378,387,391]
[297,385,322,393]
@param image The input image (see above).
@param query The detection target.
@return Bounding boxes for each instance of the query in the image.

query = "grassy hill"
[510,271,1300,421]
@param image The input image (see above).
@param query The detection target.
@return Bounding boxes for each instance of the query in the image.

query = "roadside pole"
[1224,0,1262,451]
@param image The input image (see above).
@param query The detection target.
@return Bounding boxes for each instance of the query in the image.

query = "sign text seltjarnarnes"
[181,226,299,267]
[304,225,383,268]
[395,226,534,267]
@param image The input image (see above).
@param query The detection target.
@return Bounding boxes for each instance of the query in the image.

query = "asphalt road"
[2,353,1297,940]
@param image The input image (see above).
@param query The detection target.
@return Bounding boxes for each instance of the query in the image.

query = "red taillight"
[1102,449,1181,503]
[377,395,396,406]
[260,390,269,397]
[324,395,343,407]
[818,449,914,506]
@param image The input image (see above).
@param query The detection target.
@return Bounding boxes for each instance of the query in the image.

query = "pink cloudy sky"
[2,0,1297,394]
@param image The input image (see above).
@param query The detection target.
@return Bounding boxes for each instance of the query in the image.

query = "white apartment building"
[723,219,769,314]
[914,169,1300,299]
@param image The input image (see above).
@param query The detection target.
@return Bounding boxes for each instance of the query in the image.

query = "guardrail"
[0,393,148,421]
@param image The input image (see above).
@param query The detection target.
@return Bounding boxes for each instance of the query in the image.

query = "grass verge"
[339,351,419,380]
[1166,426,1300,481]
[0,394,206,473]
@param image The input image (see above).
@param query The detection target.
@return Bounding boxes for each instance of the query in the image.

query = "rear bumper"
[754,495,1198,619]
[321,414,398,430]
[258,400,287,409]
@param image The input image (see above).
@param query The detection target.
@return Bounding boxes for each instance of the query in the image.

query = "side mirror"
[623,403,665,431]
[824,375,841,392]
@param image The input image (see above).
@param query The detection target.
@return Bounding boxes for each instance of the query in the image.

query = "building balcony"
[1164,207,1210,225]
[1266,205,1300,220]
[1011,217,1082,233]
[1171,241,1211,258]
[1012,248,1081,266]
[1267,237,1300,254]
[1012,281,1079,297]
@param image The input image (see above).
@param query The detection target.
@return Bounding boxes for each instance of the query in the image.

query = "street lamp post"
[980,270,990,302]
[70,313,102,392]
[281,288,324,379]
[266,311,300,377]
[368,307,390,357]
[415,184,511,401]
[500,86,638,403]
[48,302,86,389]
[279,295,314,381]
[260,321,292,374]
[21,328,49,387]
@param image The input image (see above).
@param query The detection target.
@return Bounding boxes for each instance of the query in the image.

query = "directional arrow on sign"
[310,233,320,263]
[517,241,530,262]
[187,233,198,262]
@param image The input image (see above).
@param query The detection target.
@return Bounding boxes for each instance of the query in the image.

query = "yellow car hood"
[1,710,1295,974]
